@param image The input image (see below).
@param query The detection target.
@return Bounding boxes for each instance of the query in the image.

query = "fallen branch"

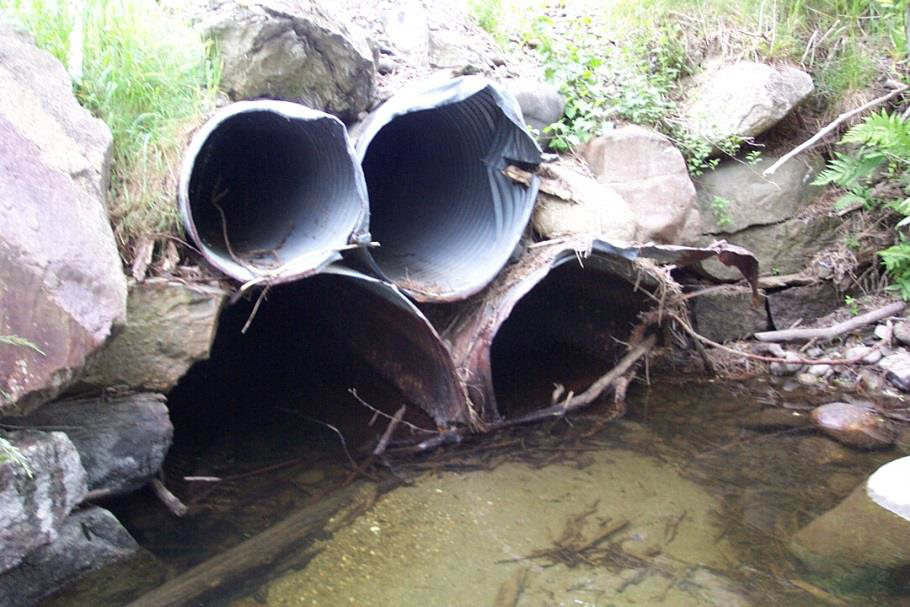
[496,334,657,429]
[374,405,407,457]
[149,478,188,517]
[125,483,376,607]
[754,301,905,342]
[763,84,908,177]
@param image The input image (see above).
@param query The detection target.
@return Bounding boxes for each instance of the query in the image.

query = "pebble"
[769,351,805,376]
[797,373,818,386]
[859,368,885,392]
[878,351,910,391]
[810,402,895,449]
[846,344,882,364]
[808,363,832,377]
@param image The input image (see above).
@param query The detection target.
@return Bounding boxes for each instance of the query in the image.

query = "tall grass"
[0,0,220,255]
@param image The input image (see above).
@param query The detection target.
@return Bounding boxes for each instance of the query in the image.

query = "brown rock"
[810,402,895,450]
[798,436,854,466]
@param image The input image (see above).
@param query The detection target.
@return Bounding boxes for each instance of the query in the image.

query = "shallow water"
[45,377,909,607]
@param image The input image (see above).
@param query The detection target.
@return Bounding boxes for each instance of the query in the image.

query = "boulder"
[699,215,841,280]
[691,286,769,343]
[582,125,696,243]
[0,506,138,607]
[79,280,227,393]
[0,431,86,574]
[0,24,126,413]
[503,78,565,135]
[532,162,639,242]
[791,456,910,587]
[694,153,823,234]
[192,0,375,120]
[683,61,813,143]
[766,282,842,331]
[8,393,173,496]
[810,402,894,450]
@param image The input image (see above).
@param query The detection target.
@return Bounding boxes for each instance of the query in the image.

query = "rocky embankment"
[1,0,909,602]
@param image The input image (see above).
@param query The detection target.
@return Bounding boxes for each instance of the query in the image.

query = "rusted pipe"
[178,101,369,284]
[355,76,542,302]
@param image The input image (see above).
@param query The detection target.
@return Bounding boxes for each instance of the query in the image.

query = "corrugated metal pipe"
[355,76,542,302]
[178,101,369,285]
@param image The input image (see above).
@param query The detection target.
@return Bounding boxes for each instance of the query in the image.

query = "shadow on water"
[42,290,910,606]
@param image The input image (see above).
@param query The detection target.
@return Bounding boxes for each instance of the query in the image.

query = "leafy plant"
[844,294,860,316]
[0,435,32,478]
[711,195,734,231]
[816,110,910,298]
[0,335,45,356]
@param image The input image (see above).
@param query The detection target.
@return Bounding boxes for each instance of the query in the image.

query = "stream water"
[45,376,909,607]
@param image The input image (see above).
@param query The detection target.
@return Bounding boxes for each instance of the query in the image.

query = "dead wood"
[149,478,188,517]
[754,301,906,342]
[125,482,377,607]
[763,84,909,177]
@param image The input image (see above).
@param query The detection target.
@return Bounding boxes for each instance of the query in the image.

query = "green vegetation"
[469,0,905,170]
[710,195,734,231]
[815,110,910,299]
[0,335,45,356]
[0,0,220,255]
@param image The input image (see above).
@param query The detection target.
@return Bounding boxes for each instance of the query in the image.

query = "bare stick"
[754,301,905,342]
[374,405,406,457]
[497,334,657,429]
[149,478,188,517]
[763,85,908,177]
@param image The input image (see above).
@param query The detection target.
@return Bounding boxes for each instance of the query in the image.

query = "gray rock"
[875,323,892,342]
[428,29,483,70]
[766,282,842,331]
[79,280,227,393]
[381,2,429,55]
[376,55,396,75]
[878,351,910,391]
[859,368,885,392]
[0,24,126,413]
[811,402,894,449]
[846,344,882,364]
[194,0,375,120]
[532,161,639,243]
[695,153,823,234]
[797,372,818,386]
[769,351,805,376]
[893,320,910,347]
[503,78,565,134]
[0,506,138,607]
[791,456,910,586]
[809,363,833,377]
[0,431,86,573]
[582,125,696,243]
[684,61,813,142]
[691,287,769,343]
[9,393,172,496]
[700,214,841,280]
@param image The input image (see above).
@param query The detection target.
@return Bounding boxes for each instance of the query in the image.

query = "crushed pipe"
[179,101,369,284]
[355,76,542,302]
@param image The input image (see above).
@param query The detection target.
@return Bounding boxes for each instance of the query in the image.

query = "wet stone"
[893,321,910,347]
[798,436,854,466]
[742,408,811,430]
[810,402,895,450]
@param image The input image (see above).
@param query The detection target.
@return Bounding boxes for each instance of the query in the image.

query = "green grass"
[0,0,220,256]
[472,0,905,162]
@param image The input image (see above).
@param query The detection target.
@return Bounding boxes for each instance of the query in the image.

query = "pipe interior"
[361,89,529,296]
[490,261,651,418]
[187,110,362,271]
[167,277,437,458]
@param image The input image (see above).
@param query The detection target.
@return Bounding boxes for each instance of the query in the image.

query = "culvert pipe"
[179,101,369,284]
[355,76,543,302]
[440,239,759,422]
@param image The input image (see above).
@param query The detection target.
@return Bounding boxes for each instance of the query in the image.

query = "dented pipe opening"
[490,259,651,418]
[179,101,368,284]
[358,78,541,301]
[168,271,459,447]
